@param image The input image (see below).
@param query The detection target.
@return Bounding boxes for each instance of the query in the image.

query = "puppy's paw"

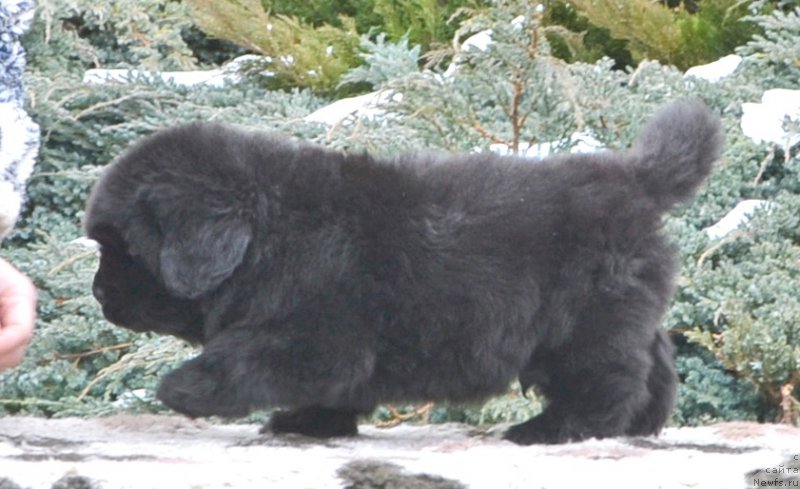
[504,412,624,445]
[157,357,248,418]
[265,406,359,438]
[503,416,572,445]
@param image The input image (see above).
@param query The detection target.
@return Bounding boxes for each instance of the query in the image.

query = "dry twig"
[376,402,434,428]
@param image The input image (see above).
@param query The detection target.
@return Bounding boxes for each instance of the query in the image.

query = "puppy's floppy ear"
[159,214,252,299]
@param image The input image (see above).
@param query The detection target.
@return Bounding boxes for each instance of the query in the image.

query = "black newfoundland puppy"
[85,100,721,444]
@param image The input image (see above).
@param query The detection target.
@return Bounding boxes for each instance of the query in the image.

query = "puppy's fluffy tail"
[631,100,722,210]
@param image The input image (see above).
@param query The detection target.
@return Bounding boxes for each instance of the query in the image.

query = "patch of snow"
[70,237,100,250]
[461,30,493,52]
[304,90,400,126]
[489,132,605,158]
[511,15,527,28]
[444,14,529,77]
[741,89,800,147]
[705,199,775,240]
[684,55,742,82]
[83,68,231,88]
[461,15,525,52]
[563,132,605,154]
[82,55,271,88]
[280,54,295,67]
[111,389,152,409]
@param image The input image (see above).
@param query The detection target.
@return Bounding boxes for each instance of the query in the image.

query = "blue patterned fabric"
[1,0,35,104]
[0,0,40,239]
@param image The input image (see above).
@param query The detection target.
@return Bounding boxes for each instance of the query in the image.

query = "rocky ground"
[0,415,798,489]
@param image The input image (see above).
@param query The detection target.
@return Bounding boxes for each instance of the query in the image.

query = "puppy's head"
[88,224,206,343]
[84,123,258,343]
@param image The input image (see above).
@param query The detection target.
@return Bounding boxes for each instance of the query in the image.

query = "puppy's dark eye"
[126,243,142,258]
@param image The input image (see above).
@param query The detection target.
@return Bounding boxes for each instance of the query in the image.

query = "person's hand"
[0,258,36,371]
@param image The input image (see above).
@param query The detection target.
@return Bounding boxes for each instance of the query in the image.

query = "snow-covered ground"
[0,416,797,489]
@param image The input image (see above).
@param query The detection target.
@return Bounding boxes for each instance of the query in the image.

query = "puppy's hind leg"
[626,328,677,437]
[506,298,676,444]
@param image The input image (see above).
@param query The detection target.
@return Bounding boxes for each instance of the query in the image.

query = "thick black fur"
[84,101,722,444]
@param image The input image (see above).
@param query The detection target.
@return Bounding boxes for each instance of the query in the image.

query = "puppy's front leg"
[265,406,362,438]
[156,353,250,418]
